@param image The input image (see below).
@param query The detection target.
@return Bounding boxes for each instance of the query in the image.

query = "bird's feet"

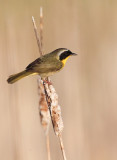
[43,79,52,85]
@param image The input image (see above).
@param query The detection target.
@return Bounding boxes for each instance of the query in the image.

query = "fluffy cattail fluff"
[45,83,64,136]
[38,78,50,134]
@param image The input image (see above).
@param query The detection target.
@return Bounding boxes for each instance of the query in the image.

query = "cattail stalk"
[32,10,51,160]
[39,8,51,160]
[39,7,43,52]
[32,8,67,160]
[58,134,67,160]
[32,16,43,56]
[46,134,51,160]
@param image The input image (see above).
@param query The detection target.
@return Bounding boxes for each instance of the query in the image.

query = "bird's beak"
[71,53,77,56]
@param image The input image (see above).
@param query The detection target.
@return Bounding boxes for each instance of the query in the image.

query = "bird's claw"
[43,79,52,85]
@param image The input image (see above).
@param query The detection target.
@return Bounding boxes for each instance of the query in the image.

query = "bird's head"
[53,48,77,65]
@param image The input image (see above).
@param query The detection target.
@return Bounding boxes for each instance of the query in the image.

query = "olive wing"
[26,57,63,73]
[26,57,43,70]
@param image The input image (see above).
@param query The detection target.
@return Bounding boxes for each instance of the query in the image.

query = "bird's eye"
[59,51,72,60]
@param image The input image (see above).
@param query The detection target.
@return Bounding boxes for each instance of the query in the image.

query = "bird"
[7,48,77,84]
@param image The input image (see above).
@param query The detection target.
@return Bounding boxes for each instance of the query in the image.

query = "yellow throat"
[61,56,70,66]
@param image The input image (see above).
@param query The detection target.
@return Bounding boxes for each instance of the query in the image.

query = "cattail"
[44,83,64,136]
[32,13,66,159]
[38,78,50,134]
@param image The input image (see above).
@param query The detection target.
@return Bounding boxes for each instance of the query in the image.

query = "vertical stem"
[40,7,43,52]
[32,16,43,56]
[32,11,51,160]
[32,9,66,160]
[39,7,51,160]
[58,134,67,160]
[46,134,51,160]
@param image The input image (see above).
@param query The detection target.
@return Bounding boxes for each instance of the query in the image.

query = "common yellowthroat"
[7,48,77,84]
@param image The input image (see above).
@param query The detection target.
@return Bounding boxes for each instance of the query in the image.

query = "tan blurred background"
[1,0,117,160]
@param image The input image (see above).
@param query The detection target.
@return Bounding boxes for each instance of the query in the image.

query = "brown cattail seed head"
[46,84,64,136]
[38,78,50,134]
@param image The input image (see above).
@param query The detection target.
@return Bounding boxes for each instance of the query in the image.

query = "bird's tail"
[7,70,32,84]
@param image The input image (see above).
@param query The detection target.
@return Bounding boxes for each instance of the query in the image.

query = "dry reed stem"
[32,16,43,56]
[32,9,66,160]
[39,7,43,52]
[58,134,67,160]
[39,8,51,160]
[32,11,51,160]
[46,134,51,160]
